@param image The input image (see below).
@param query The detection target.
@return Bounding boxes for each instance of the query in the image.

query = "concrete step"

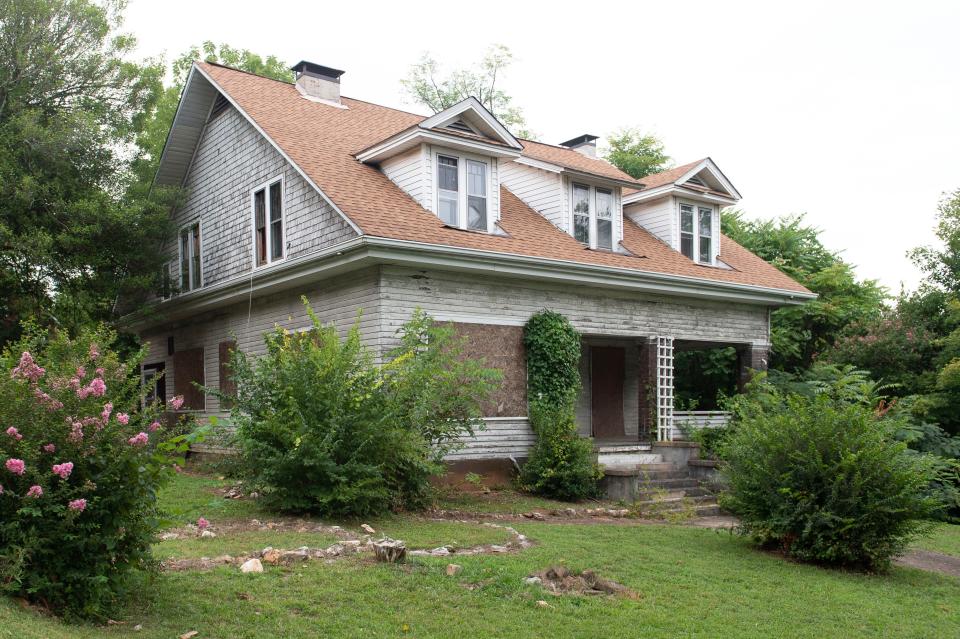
[596,452,663,467]
[634,493,717,509]
[636,477,700,490]
[634,486,713,500]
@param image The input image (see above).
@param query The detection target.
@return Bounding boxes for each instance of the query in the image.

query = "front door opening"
[591,346,625,439]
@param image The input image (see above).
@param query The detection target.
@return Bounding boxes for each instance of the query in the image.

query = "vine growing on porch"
[519,310,602,500]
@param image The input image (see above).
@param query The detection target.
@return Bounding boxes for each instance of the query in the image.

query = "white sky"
[124,0,960,294]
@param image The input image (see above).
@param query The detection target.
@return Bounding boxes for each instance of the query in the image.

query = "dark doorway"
[591,346,625,438]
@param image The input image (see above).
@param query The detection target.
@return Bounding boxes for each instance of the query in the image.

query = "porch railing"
[670,410,732,441]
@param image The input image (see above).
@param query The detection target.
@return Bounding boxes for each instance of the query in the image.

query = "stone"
[563,508,577,517]
[179,632,199,639]
[524,576,543,586]
[325,544,345,556]
[200,530,217,539]
[159,532,179,541]
[133,625,142,632]
[262,549,282,565]
[342,539,362,548]
[536,600,552,608]
[281,550,310,562]
[213,555,234,564]
[430,546,451,556]
[361,523,376,534]
[489,545,509,553]
[446,563,463,576]
[240,558,263,573]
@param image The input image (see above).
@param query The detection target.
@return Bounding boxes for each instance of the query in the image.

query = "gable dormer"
[357,98,522,233]
[622,158,740,267]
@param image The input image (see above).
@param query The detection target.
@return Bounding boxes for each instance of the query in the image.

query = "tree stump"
[372,538,407,563]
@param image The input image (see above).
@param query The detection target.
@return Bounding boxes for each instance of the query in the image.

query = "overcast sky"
[125,0,960,294]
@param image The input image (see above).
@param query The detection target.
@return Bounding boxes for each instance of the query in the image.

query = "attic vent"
[445,119,474,134]
[686,175,706,187]
[209,93,230,121]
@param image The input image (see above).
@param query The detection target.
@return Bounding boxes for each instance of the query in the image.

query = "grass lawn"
[914,524,960,558]
[1,474,958,638]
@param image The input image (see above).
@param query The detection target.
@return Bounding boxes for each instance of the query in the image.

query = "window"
[698,207,713,263]
[466,160,487,230]
[434,152,491,232]
[179,222,201,292]
[572,183,617,250]
[253,177,284,267]
[596,188,613,250]
[573,184,591,244]
[142,363,166,405]
[680,204,695,259]
[678,202,714,264]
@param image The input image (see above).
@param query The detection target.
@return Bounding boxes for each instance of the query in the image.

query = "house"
[136,59,813,472]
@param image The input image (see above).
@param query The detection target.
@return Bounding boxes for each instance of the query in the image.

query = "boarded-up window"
[451,323,526,418]
[218,340,237,409]
[173,347,205,410]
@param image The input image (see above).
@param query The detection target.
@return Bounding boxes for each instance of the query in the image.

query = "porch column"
[656,336,674,441]
[637,337,658,441]
[736,344,769,392]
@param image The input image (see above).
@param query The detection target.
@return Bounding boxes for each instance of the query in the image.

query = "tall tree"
[909,190,960,293]
[401,44,531,138]
[603,128,671,179]
[0,0,171,343]
[723,211,887,371]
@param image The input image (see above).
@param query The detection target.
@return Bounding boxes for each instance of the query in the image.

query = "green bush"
[0,325,187,619]
[225,301,499,517]
[722,388,942,571]
[519,310,601,500]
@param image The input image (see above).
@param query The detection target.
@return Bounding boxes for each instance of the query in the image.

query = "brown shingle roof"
[622,159,706,198]
[197,62,810,296]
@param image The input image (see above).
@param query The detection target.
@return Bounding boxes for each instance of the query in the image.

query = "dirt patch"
[895,549,960,578]
[526,566,641,599]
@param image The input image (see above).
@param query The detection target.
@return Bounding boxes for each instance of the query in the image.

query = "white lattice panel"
[657,336,674,441]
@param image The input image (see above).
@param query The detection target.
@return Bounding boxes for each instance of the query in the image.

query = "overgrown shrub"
[0,325,188,619]
[519,310,601,500]
[225,301,499,517]
[721,381,943,571]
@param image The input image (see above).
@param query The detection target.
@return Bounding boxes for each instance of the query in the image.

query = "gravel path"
[895,549,960,578]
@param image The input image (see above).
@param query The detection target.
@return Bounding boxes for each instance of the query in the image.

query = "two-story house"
[136,60,813,471]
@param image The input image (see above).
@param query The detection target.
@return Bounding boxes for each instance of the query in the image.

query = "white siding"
[499,161,563,229]
[380,146,425,208]
[446,418,536,461]
[625,195,676,248]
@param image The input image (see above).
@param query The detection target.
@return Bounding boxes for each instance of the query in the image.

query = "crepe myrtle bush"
[221,300,501,517]
[0,324,195,620]
[721,377,943,571]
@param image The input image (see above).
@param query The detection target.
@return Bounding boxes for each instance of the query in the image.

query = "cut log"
[372,538,407,563]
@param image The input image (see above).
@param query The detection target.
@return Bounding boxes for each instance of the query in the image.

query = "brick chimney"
[291,61,345,104]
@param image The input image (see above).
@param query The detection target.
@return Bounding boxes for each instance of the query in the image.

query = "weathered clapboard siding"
[673,411,731,440]
[625,196,676,249]
[445,418,536,461]
[168,104,357,289]
[141,267,382,413]
[380,146,425,208]
[500,161,563,230]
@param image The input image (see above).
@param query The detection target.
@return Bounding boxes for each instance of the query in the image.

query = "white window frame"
[177,220,203,292]
[432,149,493,233]
[570,182,618,251]
[250,175,286,269]
[677,200,715,265]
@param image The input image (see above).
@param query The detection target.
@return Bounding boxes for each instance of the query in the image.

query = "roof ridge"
[199,60,296,85]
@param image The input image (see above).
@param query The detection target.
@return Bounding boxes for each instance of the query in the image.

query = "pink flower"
[68,498,87,512]
[68,422,84,443]
[148,421,162,432]
[0,484,3,495]
[11,352,45,383]
[43,443,56,453]
[170,395,185,411]
[197,517,209,530]
[76,366,86,379]
[33,387,63,411]
[5,427,22,441]
[95,367,105,377]
[116,413,130,425]
[26,485,43,498]
[88,378,106,398]
[5,459,25,475]
[101,402,113,424]
[128,432,149,447]
[52,462,74,480]
[89,343,100,361]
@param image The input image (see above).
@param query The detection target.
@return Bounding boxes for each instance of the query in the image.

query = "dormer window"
[572,183,615,250]
[679,202,714,264]
[435,152,490,232]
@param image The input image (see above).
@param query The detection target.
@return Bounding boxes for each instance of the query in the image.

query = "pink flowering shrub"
[0,325,198,620]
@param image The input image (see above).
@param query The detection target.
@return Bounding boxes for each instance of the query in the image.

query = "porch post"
[736,343,769,391]
[656,336,674,441]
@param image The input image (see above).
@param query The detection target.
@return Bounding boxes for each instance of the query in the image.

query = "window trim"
[570,182,618,251]
[432,148,493,233]
[677,200,715,265]
[250,174,286,269]
[177,220,203,293]
[141,362,166,406]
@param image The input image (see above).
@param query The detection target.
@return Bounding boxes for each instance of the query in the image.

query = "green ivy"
[519,311,601,500]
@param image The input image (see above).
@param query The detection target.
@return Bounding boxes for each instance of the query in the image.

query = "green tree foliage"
[0,0,174,343]
[722,211,886,371]
[602,128,671,179]
[224,301,499,517]
[721,373,943,571]
[909,190,960,292]
[519,310,601,501]
[401,44,531,138]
